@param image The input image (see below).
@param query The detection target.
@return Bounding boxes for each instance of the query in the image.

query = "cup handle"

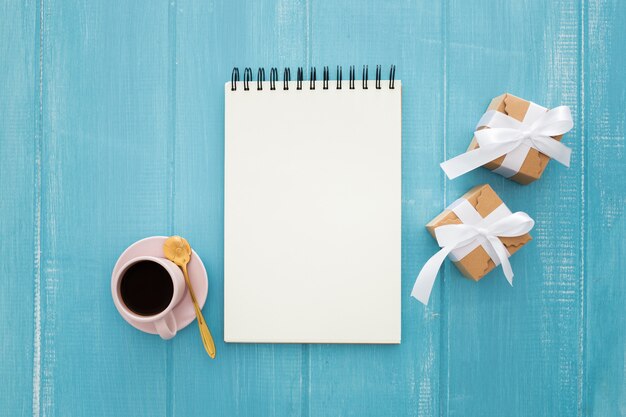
[154,312,177,340]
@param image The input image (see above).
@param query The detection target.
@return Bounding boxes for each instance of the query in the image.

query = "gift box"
[469,94,566,184]
[440,93,573,184]
[411,184,535,305]
[426,184,532,279]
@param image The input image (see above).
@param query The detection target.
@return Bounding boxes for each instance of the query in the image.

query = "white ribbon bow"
[411,211,535,305]
[440,106,574,180]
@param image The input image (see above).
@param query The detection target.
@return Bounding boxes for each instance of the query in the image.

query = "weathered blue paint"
[0,0,623,416]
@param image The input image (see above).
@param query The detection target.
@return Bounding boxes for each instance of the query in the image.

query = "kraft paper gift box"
[411,184,535,305]
[425,184,532,279]
[468,93,566,184]
[440,93,574,185]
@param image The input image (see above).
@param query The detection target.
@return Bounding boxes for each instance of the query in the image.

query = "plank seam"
[32,0,44,415]
[439,1,449,416]
[578,0,587,415]
[166,0,177,416]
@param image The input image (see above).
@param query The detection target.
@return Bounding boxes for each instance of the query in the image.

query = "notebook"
[224,66,401,343]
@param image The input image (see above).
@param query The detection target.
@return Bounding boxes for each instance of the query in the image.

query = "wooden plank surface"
[0,0,624,416]
[443,1,584,416]
[0,2,37,416]
[585,0,626,415]
[38,0,171,415]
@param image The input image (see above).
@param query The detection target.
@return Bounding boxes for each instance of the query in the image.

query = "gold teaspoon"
[163,236,216,359]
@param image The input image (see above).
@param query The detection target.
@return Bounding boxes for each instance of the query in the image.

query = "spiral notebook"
[224,66,401,343]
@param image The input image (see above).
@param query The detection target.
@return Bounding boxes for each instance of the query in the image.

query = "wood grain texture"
[0,1,37,416]
[443,1,583,416]
[0,0,624,416]
[38,0,171,415]
[585,0,626,415]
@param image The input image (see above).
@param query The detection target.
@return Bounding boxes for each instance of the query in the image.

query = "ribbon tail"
[487,236,514,286]
[557,145,572,167]
[411,246,453,305]
[441,146,504,179]
[501,256,514,286]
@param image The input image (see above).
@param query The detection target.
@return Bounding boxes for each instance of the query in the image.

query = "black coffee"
[120,261,174,316]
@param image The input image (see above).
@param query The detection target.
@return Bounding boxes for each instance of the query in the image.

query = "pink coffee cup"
[111,255,186,339]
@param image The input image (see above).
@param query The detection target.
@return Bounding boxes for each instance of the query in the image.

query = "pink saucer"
[111,236,208,335]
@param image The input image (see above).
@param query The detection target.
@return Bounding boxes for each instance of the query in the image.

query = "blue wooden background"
[1,0,624,416]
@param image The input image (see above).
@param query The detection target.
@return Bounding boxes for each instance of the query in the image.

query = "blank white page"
[224,81,401,343]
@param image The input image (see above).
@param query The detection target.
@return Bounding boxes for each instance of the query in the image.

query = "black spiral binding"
[310,67,316,90]
[284,68,291,90]
[231,68,240,91]
[323,66,329,90]
[231,65,396,91]
[362,65,368,89]
[257,68,265,90]
[336,66,342,89]
[349,65,355,89]
[243,68,252,91]
[297,67,303,90]
[270,67,278,90]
